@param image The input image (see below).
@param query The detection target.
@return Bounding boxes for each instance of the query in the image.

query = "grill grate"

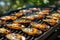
[0,20,43,40]
[0,7,57,40]
[0,20,56,40]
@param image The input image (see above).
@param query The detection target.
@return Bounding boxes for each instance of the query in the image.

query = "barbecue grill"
[0,6,58,40]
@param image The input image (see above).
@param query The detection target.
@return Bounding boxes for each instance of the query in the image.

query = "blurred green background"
[0,0,60,14]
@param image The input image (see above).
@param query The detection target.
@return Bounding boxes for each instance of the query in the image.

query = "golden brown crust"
[0,20,5,25]
[46,15,60,20]
[6,33,26,40]
[22,14,44,20]
[14,19,31,24]
[22,16,35,20]
[57,10,60,13]
[5,23,25,30]
[0,28,10,35]
[51,13,60,18]
[43,19,58,26]
[0,16,17,21]
[22,28,42,36]
[33,15,44,19]
[31,22,50,31]
[12,12,23,17]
